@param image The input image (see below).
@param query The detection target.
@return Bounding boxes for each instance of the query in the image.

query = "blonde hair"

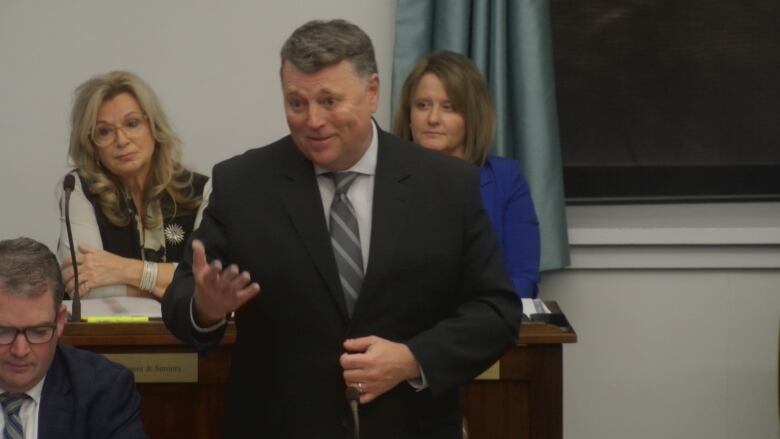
[393,51,496,166]
[68,70,200,227]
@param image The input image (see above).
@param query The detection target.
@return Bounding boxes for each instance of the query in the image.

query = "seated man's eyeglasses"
[0,325,57,345]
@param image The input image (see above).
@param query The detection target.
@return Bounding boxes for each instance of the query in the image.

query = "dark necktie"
[0,393,27,439]
[327,172,364,315]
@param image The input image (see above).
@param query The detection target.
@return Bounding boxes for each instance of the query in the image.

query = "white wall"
[547,204,779,439]
[543,269,779,439]
[0,0,396,248]
[2,2,778,438]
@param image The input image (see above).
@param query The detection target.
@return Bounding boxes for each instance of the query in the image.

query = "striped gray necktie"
[327,172,364,315]
[0,393,27,439]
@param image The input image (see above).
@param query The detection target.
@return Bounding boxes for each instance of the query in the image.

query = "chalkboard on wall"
[550,2,780,202]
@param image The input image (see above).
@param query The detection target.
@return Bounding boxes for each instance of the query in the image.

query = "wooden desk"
[62,322,236,438]
[461,302,577,438]
[62,303,575,439]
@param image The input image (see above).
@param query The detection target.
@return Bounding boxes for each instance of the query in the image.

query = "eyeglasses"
[0,325,57,345]
[90,113,149,147]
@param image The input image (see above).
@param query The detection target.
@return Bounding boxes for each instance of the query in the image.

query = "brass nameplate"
[103,353,198,383]
[475,361,500,380]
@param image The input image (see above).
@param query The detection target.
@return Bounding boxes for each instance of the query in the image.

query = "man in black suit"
[162,19,522,438]
[0,237,146,439]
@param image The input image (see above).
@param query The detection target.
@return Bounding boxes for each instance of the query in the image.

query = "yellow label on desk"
[103,353,198,383]
[85,315,149,323]
[475,360,501,380]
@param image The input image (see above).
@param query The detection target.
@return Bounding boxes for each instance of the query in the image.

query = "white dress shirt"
[314,121,378,270]
[0,375,45,439]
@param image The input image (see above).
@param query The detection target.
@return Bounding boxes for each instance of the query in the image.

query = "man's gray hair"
[0,237,65,311]
[280,19,378,78]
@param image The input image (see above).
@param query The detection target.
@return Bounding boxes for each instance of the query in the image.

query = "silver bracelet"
[139,261,151,292]
[139,261,158,292]
[147,261,159,293]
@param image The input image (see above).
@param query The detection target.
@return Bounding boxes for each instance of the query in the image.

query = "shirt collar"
[25,374,45,405]
[0,372,46,405]
[314,121,378,177]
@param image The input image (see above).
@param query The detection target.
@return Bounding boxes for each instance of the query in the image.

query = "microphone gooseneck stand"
[63,175,81,322]
[345,386,360,439]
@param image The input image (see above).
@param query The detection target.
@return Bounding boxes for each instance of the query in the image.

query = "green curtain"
[391,0,570,271]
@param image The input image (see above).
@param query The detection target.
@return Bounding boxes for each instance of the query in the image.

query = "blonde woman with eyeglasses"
[57,71,210,299]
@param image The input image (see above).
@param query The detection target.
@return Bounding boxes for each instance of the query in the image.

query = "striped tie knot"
[330,172,359,196]
[0,393,28,439]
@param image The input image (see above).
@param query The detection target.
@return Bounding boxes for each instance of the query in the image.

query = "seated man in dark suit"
[163,19,522,438]
[0,237,147,439]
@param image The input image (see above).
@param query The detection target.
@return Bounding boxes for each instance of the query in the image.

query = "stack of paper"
[63,296,162,319]
[521,298,551,319]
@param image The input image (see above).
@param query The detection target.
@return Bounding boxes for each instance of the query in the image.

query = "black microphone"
[63,174,81,322]
[345,386,360,439]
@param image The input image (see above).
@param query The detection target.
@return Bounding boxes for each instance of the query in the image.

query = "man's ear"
[55,303,68,337]
[367,73,380,112]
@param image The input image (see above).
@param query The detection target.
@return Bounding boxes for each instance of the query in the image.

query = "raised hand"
[190,239,261,326]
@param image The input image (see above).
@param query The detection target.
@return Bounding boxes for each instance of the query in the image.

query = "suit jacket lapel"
[356,132,411,313]
[38,348,74,439]
[280,153,350,321]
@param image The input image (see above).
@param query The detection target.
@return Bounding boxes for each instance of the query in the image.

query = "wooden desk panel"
[462,302,576,439]
[62,305,575,439]
[62,322,235,439]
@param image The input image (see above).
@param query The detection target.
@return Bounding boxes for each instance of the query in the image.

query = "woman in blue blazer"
[393,50,541,298]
